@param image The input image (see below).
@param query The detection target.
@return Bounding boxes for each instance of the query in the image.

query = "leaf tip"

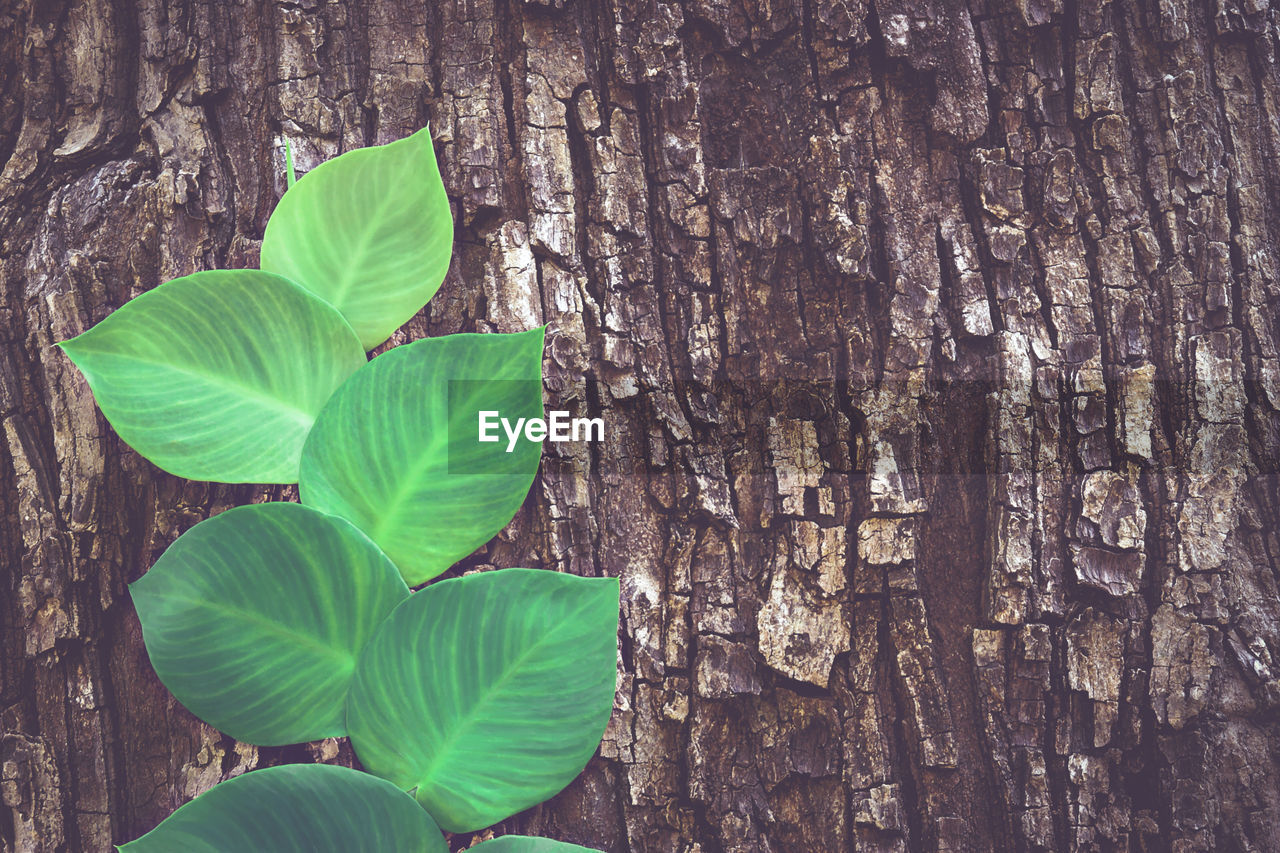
[53,331,82,351]
[601,575,622,612]
[54,335,89,367]
[521,325,549,348]
[410,124,435,144]
[127,568,157,598]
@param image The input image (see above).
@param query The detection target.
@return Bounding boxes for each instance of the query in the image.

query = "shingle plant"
[59,127,618,852]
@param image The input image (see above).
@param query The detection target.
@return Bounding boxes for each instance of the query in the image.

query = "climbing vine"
[60,128,617,852]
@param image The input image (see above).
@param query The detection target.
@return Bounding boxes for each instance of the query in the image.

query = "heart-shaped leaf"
[299,329,544,586]
[346,568,619,832]
[58,269,365,483]
[260,126,454,349]
[470,838,603,852]
[131,502,409,745]
[118,764,447,852]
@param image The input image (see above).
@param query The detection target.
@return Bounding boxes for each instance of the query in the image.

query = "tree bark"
[3,1,1280,851]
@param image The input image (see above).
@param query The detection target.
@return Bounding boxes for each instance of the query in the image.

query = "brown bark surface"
[3,1,1280,851]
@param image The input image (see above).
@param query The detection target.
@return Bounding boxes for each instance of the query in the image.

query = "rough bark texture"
[3,1,1280,851]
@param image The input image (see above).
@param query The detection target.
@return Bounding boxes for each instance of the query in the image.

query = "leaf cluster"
[60,129,617,852]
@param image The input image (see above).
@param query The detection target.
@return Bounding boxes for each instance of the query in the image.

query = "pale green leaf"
[260,126,453,349]
[58,269,365,483]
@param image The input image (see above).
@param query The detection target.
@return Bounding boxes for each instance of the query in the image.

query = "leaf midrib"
[86,350,316,426]
[328,188,401,310]
[367,432,446,540]
[364,382,536,542]
[145,590,355,666]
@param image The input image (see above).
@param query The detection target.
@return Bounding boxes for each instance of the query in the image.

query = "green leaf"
[131,503,409,746]
[346,569,619,833]
[470,838,603,852]
[299,329,544,586]
[260,126,454,349]
[117,764,447,852]
[57,269,365,484]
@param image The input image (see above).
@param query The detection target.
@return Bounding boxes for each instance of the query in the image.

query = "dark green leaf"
[117,764,447,852]
[346,569,619,832]
[299,330,544,586]
[470,837,603,852]
[132,503,408,745]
